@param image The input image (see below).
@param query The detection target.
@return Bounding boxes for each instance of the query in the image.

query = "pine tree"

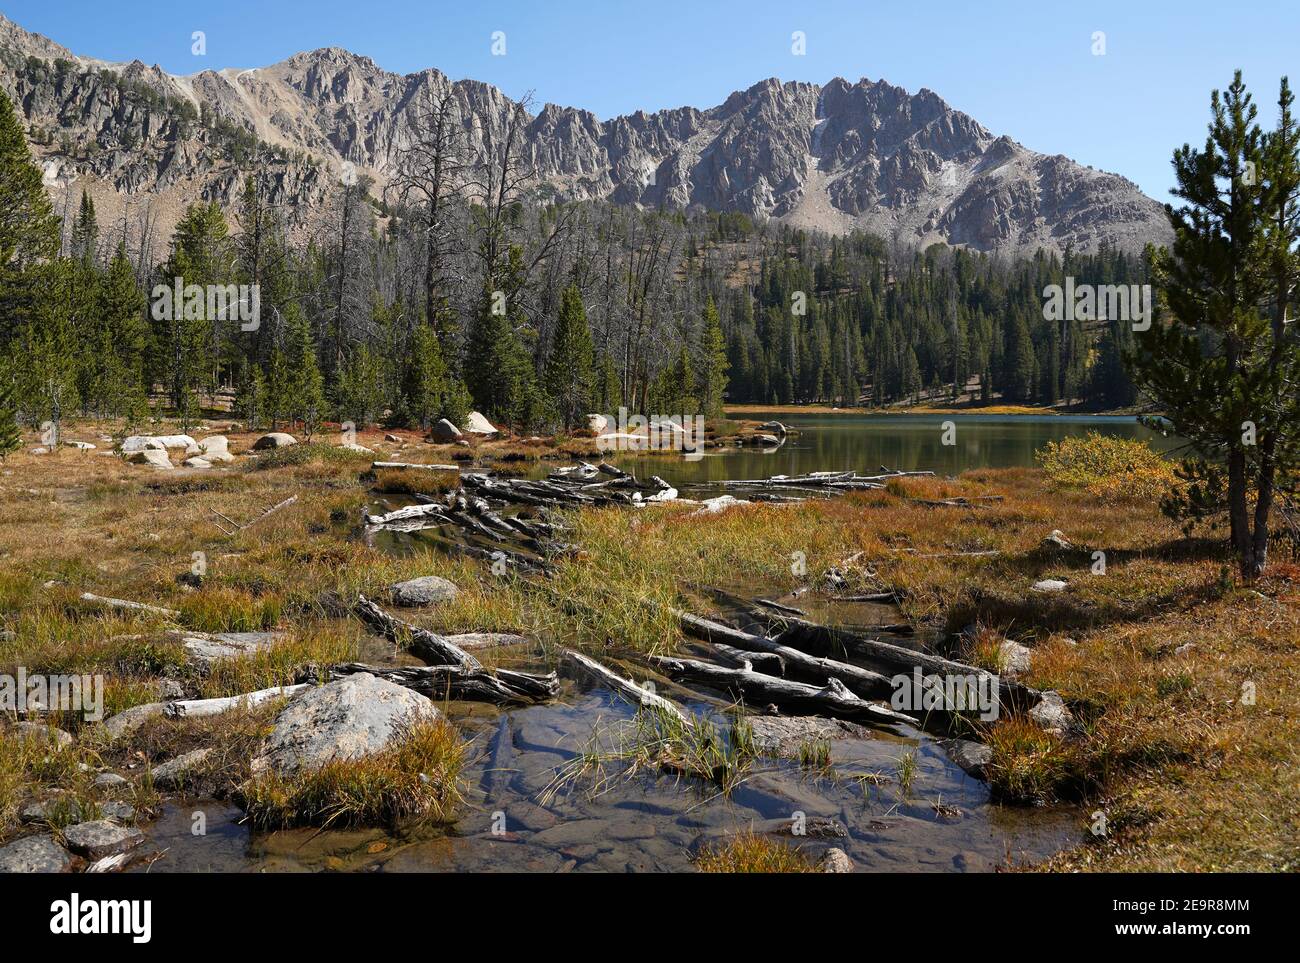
[1129,72,1300,578]
[286,308,325,440]
[544,283,594,430]
[71,189,98,265]
[696,296,729,417]
[0,375,21,459]
[0,89,60,345]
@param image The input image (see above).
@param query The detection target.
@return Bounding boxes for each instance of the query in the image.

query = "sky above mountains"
[3,0,1296,202]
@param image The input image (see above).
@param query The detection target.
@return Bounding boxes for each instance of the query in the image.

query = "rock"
[0,835,74,873]
[64,440,96,450]
[1029,690,1076,736]
[252,432,297,450]
[428,418,463,443]
[11,721,73,749]
[150,748,213,790]
[758,420,788,436]
[745,716,870,756]
[690,495,749,515]
[1041,530,1074,551]
[1032,578,1068,593]
[29,447,48,455]
[62,820,144,860]
[103,702,167,741]
[389,575,460,607]
[818,848,854,873]
[941,738,993,779]
[463,411,498,436]
[250,673,440,778]
[384,433,402,442]
[749,433,782,446]
[183,443,203,456]
[127,449,173,469]
[179,630,284,670]
[100,800,135,822]
[203,450,236,464]
[94,772,128,789]
[586,413,612,434]
[1175,642,1196,656]
[120,434,195,453]
[199,435,229,454]
[181,456,212,469]
[997,639,1033,678]
[339,442,374,453]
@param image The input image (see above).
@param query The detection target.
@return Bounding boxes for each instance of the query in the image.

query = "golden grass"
[695,831,817,873]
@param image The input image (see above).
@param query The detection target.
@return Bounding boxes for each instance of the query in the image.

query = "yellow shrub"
[1036,433,1174,501]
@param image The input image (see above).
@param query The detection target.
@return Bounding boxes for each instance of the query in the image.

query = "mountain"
[0,13,1172,257]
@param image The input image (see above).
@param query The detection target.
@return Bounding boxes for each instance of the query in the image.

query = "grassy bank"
[0,423,1295,870]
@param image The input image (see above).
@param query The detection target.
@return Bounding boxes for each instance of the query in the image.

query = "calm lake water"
[608,411,1175,486]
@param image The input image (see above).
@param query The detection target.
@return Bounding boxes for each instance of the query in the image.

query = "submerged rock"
[389,575,460,607]
[941,738,993,779]
[0,835,74,873]
[249,673,440,778]
[745,715,871,756]
[62,820,144,860]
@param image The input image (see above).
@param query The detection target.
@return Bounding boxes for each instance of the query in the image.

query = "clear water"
[135,413,1147,872]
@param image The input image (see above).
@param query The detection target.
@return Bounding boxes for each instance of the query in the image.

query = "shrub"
[1036,432,1174,500]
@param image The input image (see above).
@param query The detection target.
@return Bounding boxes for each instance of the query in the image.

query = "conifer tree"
[1130,72,1300,578]
[696,296,729,417]
[544,283,594,430]
[0,375,21,459]
[0,90,60,344]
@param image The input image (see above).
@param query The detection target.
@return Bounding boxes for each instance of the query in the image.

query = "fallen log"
[712,642,785,676]
[80,592,179,619]
[650,656,913,728]
[322,662,557,705]
[164,683,309,719]
[767,615,1039,710]
[671,608,895,701]
[561,649,693,726]
[445,632,531,650]
[371,462,460,472]
[354,594,482,670]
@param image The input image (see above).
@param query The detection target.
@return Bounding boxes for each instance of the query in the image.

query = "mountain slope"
[0,13,1172,256]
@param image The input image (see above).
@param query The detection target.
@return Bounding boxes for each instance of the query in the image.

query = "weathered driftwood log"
[650,656,913,728]
[767,615,1039,711]
[371,462,459,472]
[354,594,482,670]
[364,503,447,526]
[445,632,531,650]
[561,649,692,726]
[671,608,895,700]
[80,592,179,619]
[712,642,785,676]
[164,683,309,719]
[322,662,557,705]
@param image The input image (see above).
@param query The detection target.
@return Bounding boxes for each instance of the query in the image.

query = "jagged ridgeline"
[0,13,1164,435]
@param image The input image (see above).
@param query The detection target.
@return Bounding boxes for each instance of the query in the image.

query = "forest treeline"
[0,85,1155,441]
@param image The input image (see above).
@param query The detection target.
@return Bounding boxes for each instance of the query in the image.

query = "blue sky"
[3,0,1296,200]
